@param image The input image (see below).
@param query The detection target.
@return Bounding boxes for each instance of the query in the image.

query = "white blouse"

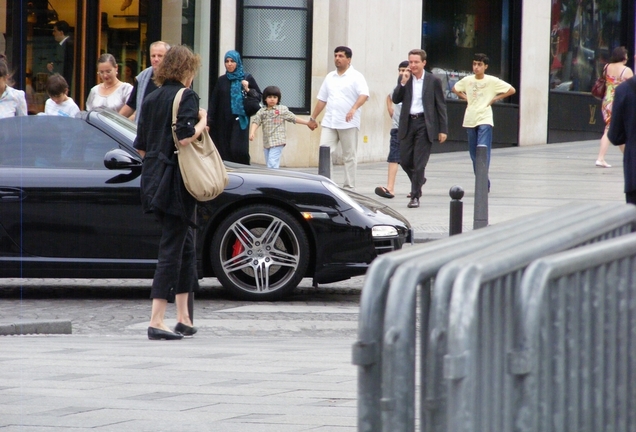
[86,82,133,112]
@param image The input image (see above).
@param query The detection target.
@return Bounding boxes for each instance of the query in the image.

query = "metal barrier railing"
[354,203,598,432]
[516,232,636,432]
[383,204,613,432]
[442,205,636,432]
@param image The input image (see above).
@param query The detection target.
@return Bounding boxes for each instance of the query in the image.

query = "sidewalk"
[0,139,626,432]
[329,139,624,240]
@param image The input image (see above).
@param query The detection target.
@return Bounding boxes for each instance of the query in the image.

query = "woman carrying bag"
[134,45,206,340]
[208,50,262,165]
[596,46,634,168]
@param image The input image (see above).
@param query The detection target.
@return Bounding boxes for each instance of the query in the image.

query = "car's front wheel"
[210,205,310,300]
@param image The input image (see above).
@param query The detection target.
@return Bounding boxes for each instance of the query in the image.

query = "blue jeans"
[466,124,493,174]
[264,145,284,169]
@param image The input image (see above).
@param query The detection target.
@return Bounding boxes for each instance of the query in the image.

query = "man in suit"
[392,49,448,208]
[47,21,74,95]
[608,76,636,204]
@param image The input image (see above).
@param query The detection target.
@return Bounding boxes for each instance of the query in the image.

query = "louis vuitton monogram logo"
[589,104,597,125]
[265,19,286,42]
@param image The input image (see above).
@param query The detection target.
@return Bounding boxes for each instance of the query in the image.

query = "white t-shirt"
[86,82,133,112]
[44,97,80,117]
[0,86,27,118]
[453,74,512,127]
[317,65,369,130]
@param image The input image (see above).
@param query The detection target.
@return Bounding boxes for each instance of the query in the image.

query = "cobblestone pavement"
[0,276,364,338]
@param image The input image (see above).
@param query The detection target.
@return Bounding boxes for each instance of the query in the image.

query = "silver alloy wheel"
[211,206,310,300]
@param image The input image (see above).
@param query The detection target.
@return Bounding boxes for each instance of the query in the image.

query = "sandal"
[595,160,612,168]
[374,186,394,199]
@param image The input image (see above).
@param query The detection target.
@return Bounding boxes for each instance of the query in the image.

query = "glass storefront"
[423,0,518,100]
[547,0,633,143]
[549,0,625,93]
[2,0,200,114]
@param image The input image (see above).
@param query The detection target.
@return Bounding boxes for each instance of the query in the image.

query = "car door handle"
[0,188,25,200]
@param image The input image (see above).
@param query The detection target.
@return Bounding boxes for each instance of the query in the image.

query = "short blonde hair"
[153,45,200,86]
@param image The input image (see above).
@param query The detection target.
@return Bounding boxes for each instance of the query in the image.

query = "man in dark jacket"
[392,49,448,208]
[47,21,74,94]
[608,76,636,204]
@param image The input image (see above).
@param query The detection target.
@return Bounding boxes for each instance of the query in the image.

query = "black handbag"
[243,89,262,116]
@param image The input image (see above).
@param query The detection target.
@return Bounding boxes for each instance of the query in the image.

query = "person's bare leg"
[149,299,170,331]
[175,293,193,326]
[596,129,612,166]
[620,144,625,154]
[387,162,399,195]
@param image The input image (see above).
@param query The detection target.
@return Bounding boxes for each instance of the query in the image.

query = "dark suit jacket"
[392,70,448,143]
[54,37,74,88]
[608,76,636,193]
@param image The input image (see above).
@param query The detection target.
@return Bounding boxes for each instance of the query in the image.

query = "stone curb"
[0,320,72,336]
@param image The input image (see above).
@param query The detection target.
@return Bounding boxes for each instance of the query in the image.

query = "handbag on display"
[171,88,229,202]
[243,88,262,116]
[591,65,608,100]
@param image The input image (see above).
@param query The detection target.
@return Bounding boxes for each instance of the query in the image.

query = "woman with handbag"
[208,50,262,165]
[596,46,633,168]
[133,45,206,340]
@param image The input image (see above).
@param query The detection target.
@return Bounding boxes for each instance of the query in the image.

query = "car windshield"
[95,109,137,142]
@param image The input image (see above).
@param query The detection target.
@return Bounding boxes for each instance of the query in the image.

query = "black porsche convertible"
[0,109,411,300]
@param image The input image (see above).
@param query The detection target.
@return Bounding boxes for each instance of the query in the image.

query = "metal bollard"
[473,144,488,229]
[449,185,464,236]
[318,146,331,178]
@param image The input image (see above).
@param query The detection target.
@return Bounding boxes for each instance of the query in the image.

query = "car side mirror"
[104,148,142,170]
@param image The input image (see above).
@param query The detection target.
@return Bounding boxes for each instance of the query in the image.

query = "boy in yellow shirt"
[452,53,515,182]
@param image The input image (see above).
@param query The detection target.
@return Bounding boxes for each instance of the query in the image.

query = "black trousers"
[626,190,636,205]
[400,116,432,199]
[150,211,199,300]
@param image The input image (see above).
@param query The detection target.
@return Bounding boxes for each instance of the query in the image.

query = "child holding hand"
[249,86,313,168]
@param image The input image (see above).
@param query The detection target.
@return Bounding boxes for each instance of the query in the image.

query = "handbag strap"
[172,88,187,151]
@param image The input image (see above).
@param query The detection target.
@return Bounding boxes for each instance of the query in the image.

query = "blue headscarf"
[225,50,249,130]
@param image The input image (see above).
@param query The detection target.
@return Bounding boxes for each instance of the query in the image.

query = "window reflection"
[549,0,623,93]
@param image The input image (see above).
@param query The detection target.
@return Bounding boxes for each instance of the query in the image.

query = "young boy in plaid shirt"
[249,86,313,168]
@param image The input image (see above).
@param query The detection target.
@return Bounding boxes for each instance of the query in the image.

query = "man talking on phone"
[392,49,448,208]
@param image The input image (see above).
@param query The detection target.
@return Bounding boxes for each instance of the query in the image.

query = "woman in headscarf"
[208,50,261,165]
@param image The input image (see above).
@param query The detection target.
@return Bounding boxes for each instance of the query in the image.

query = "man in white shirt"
[308,46,369,190]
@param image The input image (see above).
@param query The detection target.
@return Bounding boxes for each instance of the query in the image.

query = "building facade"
[2,0,634,167]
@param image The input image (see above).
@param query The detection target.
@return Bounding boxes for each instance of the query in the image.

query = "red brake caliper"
[232,240,244,257]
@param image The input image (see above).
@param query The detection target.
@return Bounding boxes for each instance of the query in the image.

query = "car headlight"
[372,225,398,238]
[322,181,365,213]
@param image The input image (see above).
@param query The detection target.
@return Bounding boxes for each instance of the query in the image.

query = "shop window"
[101,1,148,85]
[20,0,77,114]
[238,0,312,113]
[423,0,514,100]
[549,0,624,93]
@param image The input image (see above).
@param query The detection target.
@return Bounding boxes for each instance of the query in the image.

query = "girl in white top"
[86,53,133,112]
[0,55,27,118]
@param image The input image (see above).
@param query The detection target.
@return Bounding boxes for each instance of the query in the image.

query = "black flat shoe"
[148,327,183,340]
[174,322,198,336]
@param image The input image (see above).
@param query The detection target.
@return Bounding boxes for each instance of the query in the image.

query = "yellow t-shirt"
[454,74,512,127]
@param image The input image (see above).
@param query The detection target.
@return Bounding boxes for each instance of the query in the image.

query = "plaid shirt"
[252,104,296,148]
